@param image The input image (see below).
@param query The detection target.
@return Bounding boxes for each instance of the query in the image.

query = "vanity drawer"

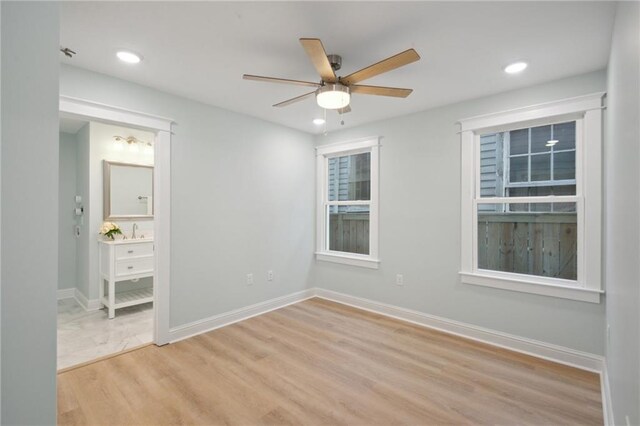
[115,256,154,277]
[115,243,153,259]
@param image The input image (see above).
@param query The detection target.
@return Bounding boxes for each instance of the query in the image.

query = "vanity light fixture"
[144,142,154,155]
[114,135,149,153]
[116,50,142,64]
[504,61,528,74]
[113,136,125,151]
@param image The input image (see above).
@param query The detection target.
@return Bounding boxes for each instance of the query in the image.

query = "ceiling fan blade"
[340,48,420,85]
[338,105,351,114]
[243,74,320,88]
[299,38,337,83]
[273,90,317,108]
[350,84,413,98]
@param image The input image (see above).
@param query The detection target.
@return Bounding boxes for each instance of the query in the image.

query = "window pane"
[510,157,528,182]
[554,151,575,180]
[553,122,576,150]
[531,125,551,153]
[509,129,528,155]
[328,205,370,255]
[479,134,501,198]
[477,203,577,280]
[328,152,371,201]
[531,154,551,181]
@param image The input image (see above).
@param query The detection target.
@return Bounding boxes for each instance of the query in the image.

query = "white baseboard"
[73,288,103,312]
[159,287,609,418]
[168,289,316,343]
[601,362,615,426]
[313,287,605,373]
[57,288,75,300]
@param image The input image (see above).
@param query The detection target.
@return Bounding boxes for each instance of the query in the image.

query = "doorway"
[57,96,172,370]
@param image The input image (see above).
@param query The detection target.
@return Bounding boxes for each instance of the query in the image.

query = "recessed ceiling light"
[504,61,528,74]
[116,50,142,64]
[313,118,326,125]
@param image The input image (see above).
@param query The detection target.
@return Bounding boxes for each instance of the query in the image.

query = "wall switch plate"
[607,324,611,343]
[396,274,404,286]
[247,273,253,286]
[267,270,274,281]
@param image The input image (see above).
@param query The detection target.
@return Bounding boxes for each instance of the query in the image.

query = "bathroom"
[57,118,155,370]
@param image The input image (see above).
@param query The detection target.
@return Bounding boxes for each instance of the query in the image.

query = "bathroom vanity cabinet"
[99,239,154,319]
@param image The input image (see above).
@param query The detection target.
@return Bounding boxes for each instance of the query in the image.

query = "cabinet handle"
[127,250,134,254]
[127,266,134,270]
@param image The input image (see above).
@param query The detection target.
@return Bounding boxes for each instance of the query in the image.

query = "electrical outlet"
[267,270,274,281]
[247,273,253,286]
[396,274,404,286]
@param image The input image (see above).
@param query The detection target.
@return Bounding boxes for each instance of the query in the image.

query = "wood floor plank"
[58,298,603,425]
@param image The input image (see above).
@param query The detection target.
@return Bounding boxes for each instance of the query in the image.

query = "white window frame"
[316,137,380,269]
[458,93,604,303]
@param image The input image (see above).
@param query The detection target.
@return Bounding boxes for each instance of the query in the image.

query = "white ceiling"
[60,2,616,134]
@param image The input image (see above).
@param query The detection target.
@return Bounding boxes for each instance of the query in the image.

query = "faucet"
[132,223,138,239]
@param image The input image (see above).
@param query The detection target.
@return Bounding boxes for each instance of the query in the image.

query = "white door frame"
[59,95,173,345]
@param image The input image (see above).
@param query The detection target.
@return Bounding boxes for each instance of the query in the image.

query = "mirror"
[103,161,154,220]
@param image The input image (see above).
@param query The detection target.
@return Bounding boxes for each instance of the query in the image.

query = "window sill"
[315,252,380,269]
[459,271,602,303]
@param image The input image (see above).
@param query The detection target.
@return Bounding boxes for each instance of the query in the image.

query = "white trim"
[315,136,381,155]
[460,94,604,300]
[315,252,380,269]
[601,362,615,426]
[457,92,605,133]
[459,271,602,303]
[313,288,604,373]
[59,96,173,345]
[59,96,173,132]
[57,288,75,300]
[316,137,380,266]
[168,289,316,343]
[73,288,102,312]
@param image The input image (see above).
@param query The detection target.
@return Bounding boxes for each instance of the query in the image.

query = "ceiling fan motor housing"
[327,54,342,71]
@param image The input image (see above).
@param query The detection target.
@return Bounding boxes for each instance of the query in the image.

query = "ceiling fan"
[243,38,420,114]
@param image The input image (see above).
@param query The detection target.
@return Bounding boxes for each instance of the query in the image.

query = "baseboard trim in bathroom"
[57,342,153,374]
[57,288,75,300]
[73,289,102,312]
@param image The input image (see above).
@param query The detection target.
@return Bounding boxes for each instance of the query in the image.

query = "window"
[458,93,604,303]
[478,122,578,280]
[316,138,379,268]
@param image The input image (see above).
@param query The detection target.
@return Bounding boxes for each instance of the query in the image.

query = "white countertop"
[98,237,154,245]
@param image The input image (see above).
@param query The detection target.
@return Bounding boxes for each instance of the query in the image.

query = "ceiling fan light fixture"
[316,84,350,110]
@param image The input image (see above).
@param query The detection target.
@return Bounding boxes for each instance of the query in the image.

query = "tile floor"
[57,298,153,370]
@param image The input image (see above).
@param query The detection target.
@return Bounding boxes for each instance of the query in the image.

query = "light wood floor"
[58,298,603,425]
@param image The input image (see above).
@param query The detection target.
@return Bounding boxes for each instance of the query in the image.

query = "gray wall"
[604,2,640,424]
[60,64,316,328]
[59,132,78,291]
[313,70,607,355]
[1,2,59,424]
